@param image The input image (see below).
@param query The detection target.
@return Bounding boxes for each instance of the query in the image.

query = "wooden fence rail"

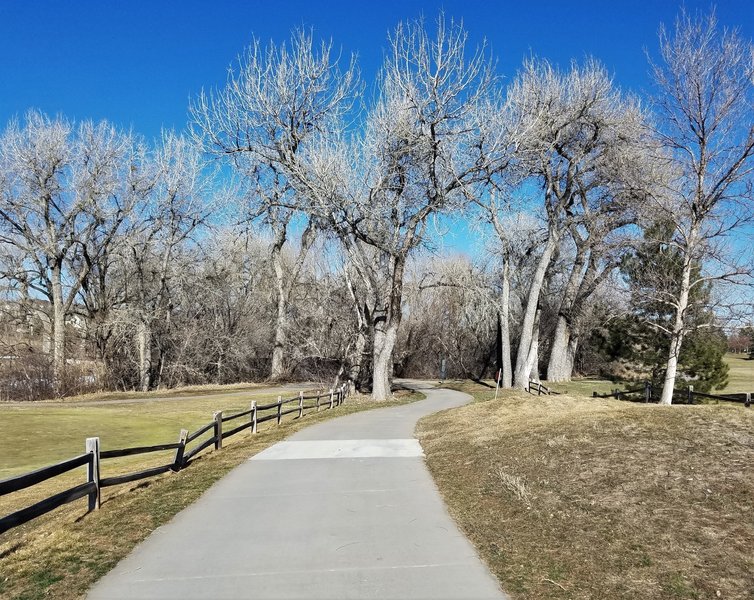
[0,384,349,536]
[528,381,556,396]
[593,381,752,406]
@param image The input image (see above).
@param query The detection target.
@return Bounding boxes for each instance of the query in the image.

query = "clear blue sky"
[1,1,752,140]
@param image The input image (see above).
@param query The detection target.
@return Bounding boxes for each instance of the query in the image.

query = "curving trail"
[88,381,507,599]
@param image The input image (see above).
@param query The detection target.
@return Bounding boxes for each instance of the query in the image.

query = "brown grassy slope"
[417,382,754,600]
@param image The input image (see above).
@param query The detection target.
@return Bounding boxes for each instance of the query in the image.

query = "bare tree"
[125,132,213,391]
[500,58,651,388]
[287,15,506,399]
[648,10,754,404]
[0,112,141,394]
[191,29,358,380]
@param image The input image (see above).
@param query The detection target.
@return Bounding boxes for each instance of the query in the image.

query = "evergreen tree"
[615,223,729,392]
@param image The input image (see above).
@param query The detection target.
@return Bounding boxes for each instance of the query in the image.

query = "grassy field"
[0,388,301,477]
[0,387,423,600]
[418,381,754,599]
[723,353,754,393]
[542,353,754,398]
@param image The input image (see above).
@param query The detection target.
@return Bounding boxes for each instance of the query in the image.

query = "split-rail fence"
[0,385,349,535]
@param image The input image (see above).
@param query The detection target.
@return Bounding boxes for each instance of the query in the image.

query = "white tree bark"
[514,228,558,388]
[136,317,152,392]
[659,247,693,405]
[372,323,397,401]
[546,246,587,382]
[500,257,512,388]
[51,262,66,395]
[524,306,541,384]
[269,234,287,380]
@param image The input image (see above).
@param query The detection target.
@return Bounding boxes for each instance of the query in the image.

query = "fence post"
[276,396,282,425]
[745,392,751,408]
[329,388,334,409]
[644,381,651,403]
[688,385,694,405]
[86,437,101,511]
[316,393,321,413]
[251,400,257,434]
[173,429,188,471]
[298,391,304,418]
[213,411,223,450]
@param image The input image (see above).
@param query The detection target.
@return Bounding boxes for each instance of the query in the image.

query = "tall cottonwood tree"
[500,59,651,388]
[649,11,754,404]
[0,112,142,394]
[191,30,358,380]
[126,132,212,391]
[287,16,508,399]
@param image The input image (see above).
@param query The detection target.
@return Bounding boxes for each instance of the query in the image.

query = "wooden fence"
[527,381,557,396]
[592,381,752,406]
[0,384,349,536]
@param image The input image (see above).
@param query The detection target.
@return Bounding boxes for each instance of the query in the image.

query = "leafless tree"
[648,10,754,404]
[286,15,507,399]
[125,132,214,391]
[190,29,358,380]
[0,112,143,394]
[498,58,653,388]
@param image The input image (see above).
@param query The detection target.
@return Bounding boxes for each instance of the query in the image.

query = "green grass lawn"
[0,389,292,477]
[0,387,423,600]
[545,353,753,398]
[722,352,754,392]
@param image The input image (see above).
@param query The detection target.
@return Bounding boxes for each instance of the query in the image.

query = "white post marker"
[86,437,101,511]
[251,400,257,434]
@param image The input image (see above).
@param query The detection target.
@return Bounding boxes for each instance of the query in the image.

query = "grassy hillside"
[418,381,754,599]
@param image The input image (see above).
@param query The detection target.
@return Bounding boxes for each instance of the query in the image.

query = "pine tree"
[617,223,729,393]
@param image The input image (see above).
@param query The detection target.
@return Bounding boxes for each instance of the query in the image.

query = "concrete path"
[89,383,506,599]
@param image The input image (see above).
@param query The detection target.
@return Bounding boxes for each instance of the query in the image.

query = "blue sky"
[1,1,752,140]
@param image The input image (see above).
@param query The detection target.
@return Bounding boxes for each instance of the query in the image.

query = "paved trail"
[89,383,506,599]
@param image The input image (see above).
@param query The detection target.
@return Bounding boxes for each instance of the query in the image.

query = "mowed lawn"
[0,389,289,477]
[547,352,754,398]
[0,386,326,521]
[418,381,754,599]
[0,388,423,600]
[723,352,754,392]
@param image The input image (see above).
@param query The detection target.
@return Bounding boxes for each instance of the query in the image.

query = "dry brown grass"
[0,390,421,600]
[417,381,754,600]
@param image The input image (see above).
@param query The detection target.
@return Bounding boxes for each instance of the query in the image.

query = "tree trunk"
[370,255,405,401]
[137,317,152,392]
[349,326,368,389]
[500,258,512,388]
[514,229,559,388]
[269,238,287,380]
[659,251,693,405]
[51,262,66,396]
[546,245,588,382]
[547,316,572,382]
[372,322,397,400]
[524,306,541,384]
